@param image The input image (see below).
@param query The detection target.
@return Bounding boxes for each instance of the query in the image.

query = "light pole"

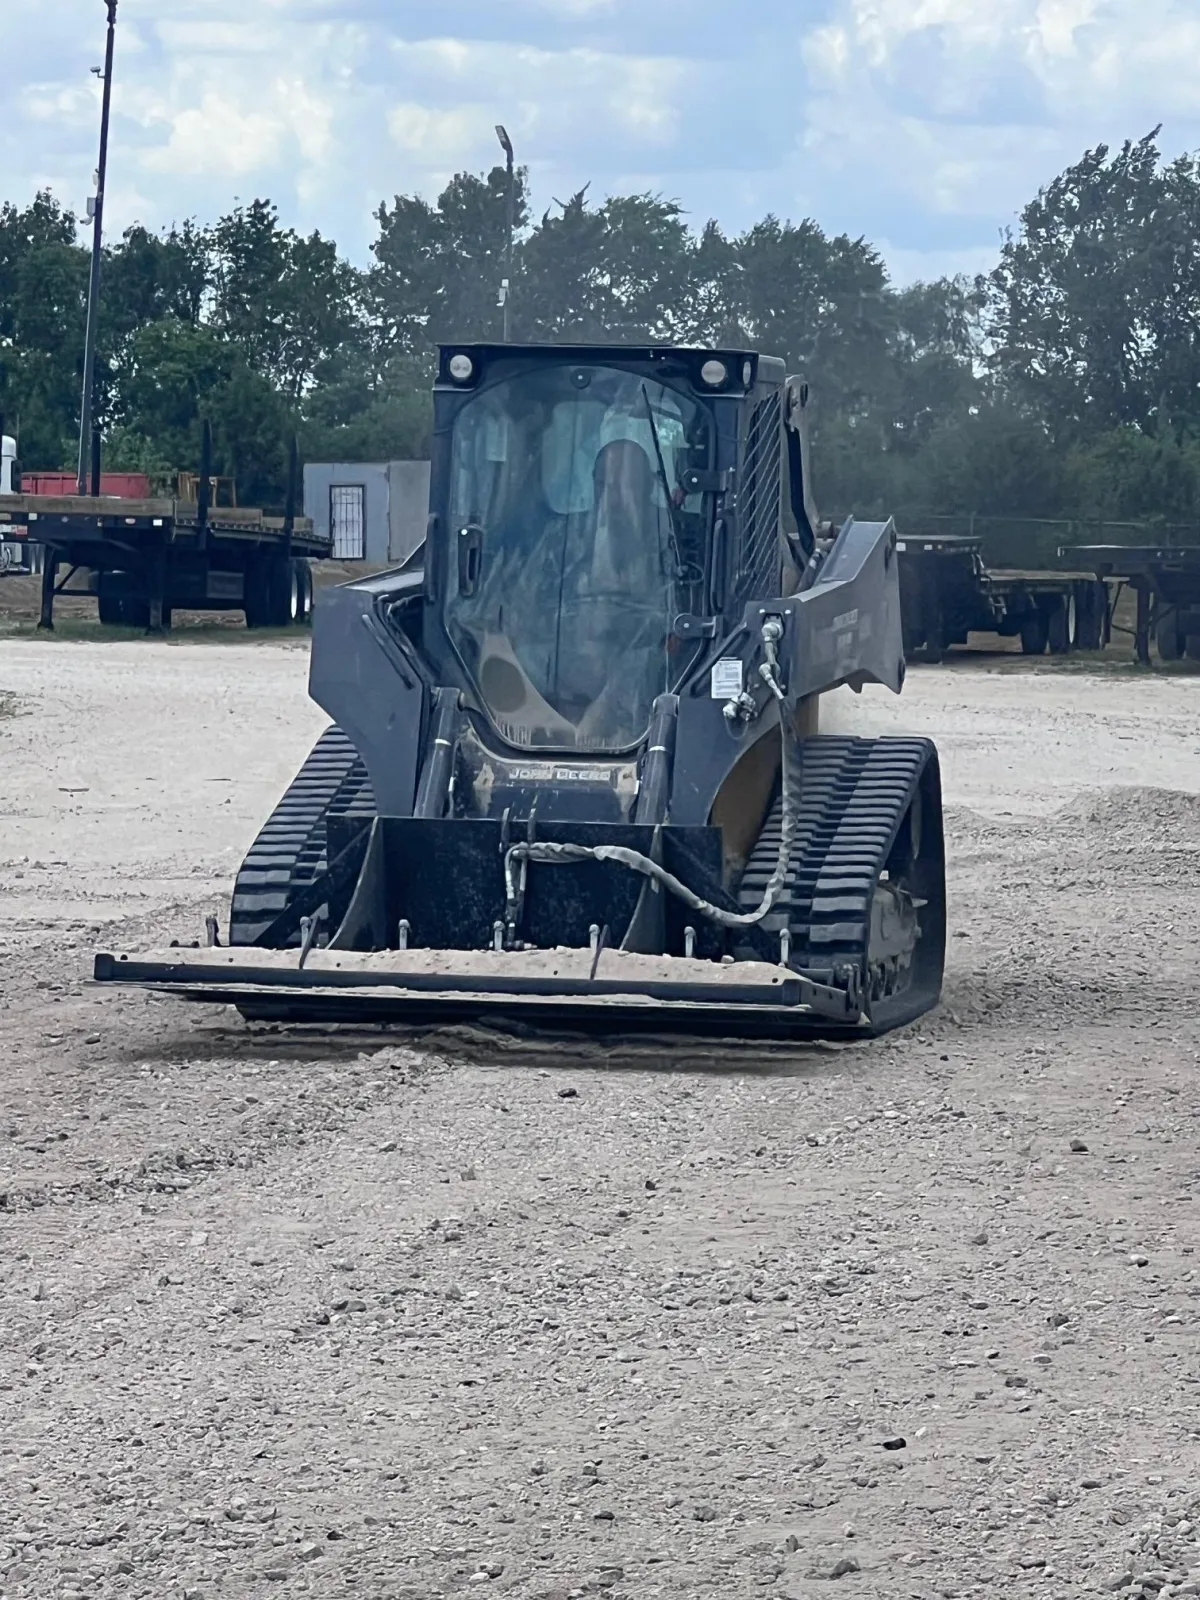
[495,124,515,341]
[77,0,118,496]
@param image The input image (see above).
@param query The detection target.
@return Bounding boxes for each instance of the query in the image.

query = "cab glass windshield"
[445,364,711,751]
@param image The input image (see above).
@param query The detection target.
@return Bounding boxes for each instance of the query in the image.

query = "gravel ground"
[2,639,1200,1600]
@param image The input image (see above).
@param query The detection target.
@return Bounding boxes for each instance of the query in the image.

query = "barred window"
[330,484,366,559]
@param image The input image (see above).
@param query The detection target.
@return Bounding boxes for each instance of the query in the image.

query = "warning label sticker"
[711,657,744,699]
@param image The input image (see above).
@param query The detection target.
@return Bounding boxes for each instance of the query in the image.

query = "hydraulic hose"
[503,712,798,931]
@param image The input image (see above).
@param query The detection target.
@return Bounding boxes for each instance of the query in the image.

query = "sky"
[5,0,1200,286]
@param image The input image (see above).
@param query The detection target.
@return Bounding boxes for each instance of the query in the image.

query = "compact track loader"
[96,342,946,1039]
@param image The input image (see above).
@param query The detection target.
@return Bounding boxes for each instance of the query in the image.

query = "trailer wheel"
[1020,610,1048,655]
[245,556,298,628]
[98,592,126,626]
[1046,595,1074,655]
[1156,608,1183,662]
[265,557,301,626]
[1186,635,1200,661]
[297,560,314,626]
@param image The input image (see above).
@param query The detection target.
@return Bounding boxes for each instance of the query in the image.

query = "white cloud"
[387,37,689,161]
[806,0,1200,122]
[154,20,282,55]
[387,104,490,163]
[140,96,284,179]
[2,0,1199,293]
[1034,0,1200,118]
[795,0,1200,254]
[799,91,1064,223]
[132,73,332,181]
[1031,0,1101,59]
[22,83,97,126]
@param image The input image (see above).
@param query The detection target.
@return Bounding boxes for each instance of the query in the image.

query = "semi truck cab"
[0,435,18,496]
[0,434,39,576]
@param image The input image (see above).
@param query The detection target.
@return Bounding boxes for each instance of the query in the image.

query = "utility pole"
[495,125,515,341]
[77,0,118,496]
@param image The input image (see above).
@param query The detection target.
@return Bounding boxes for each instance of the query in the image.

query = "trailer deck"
[0,490,329,631]
[1062,543,1200,664]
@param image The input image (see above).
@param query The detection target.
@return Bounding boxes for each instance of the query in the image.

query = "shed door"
[330,484,366,559]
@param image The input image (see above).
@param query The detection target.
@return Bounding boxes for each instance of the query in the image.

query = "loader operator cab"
[439,353,719,753]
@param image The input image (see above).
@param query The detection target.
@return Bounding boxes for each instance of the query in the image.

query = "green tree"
[104,220,211,336]
[209,199,364,401]
[301,365,432,464]
[112,318,231,469]
[908,403,1065,517]
[888,277,987,449]
[723,218,895,417]
[94,220,213,434]
[988,129,1200,442]
[16,130,1200,526]
[0,191,88,467]
[1065,426,1200,522]
[209,362,292,506]
[371,166,531,364]
[518,187,696,341]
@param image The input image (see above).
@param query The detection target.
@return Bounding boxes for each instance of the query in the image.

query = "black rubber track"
[229,725,376,946]
[737,734,945,1034]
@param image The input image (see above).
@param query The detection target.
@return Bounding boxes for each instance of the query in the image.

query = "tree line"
[2,127,1199,522]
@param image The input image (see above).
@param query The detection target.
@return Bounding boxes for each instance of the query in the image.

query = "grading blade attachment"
[92,946,874,1040]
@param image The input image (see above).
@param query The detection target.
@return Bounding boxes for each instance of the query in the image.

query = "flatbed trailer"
[1062,543,1200,665]
[0,491,330,631]
[896,532,1109,661]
